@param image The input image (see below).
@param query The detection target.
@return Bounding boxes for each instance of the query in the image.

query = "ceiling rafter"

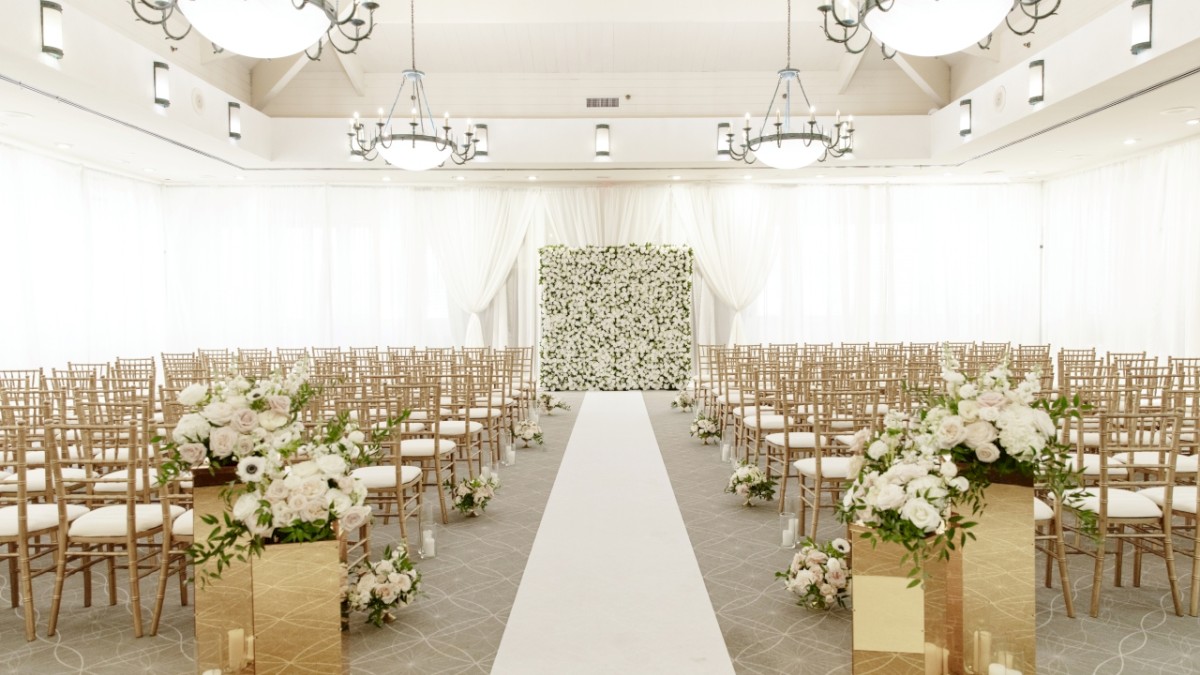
[892,54,950,108]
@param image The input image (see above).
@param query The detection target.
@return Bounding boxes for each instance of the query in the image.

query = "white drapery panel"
[1041,137,1200,357]
[744,183,1043,345]
[420,189,538,348]
[542,186,671,246]
[672,185,783,345]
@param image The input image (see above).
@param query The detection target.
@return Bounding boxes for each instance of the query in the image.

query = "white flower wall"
[540,245,693,391]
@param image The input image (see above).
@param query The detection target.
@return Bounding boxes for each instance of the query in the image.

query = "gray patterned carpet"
[3,390,1199,674]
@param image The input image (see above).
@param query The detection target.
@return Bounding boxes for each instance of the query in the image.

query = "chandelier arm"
[383,77,410,129]
[880,43,896,60]
[977,33,993,51]
[1017,0,1061,21]
[305,39,325,61]
[417,79,439,137]
[128,1,193,41]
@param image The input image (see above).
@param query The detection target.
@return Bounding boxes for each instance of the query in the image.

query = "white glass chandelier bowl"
[376,137,453,172]
[863,0,1013,57]
[177,0,334,59]
[752,136,829,170]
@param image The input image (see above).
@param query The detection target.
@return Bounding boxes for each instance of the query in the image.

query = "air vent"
[586,97,619,109]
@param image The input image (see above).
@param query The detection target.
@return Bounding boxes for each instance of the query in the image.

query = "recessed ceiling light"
[670,175,682,181]
[943,172,953,178]
[55,143,72,150]
[1161,106,1196,115]
[382,175,391,182]
[1187,118,1200,126]
[527,175,538,181]
[0,111,32,119]
[815,174,825,179]
[742,175,752,180]
[143,167,156,173]
[236,175,245,181]
[1123,138,1138,145]
[453,175,466,181]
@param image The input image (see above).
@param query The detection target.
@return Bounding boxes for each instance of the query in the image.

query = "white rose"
[266,395,291,414]
[958,400,980,422]
[339,505,371,531]
[950,476,969,492]
[963,421,998,449]
[201,401,236,425]
[232,492,260,523]
[847,455,865,480]
[975,443,1001,463]
[258,410,289,432]
[172,413,211,444]
[958,384,978,399]
[900,497,942,533]
[291,460,320,479]
[316,454,347,477]
[875,483,907,511]
[348,430,365,444]
[939,461,958,478]
[234,436,257,458]
[1031,409,1055,438]
[934,415,968,449]
[867,440,888,460]
[229,409,259,433]
[209,427,238,459]
[301,500,327,523]
[178,383,208,407]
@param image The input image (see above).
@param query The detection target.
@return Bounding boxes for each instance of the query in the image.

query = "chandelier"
[724,0,854,170]
[818,0,1061,58]
[129,0,379,60]
[347,0,479,171]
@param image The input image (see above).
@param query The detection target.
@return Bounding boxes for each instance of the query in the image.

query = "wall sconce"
[40,1,63,59]
[153,62,171,108]
[474,123,488,159]
[1131,0,1152,55]
[716,122,730,160]
[228,102,242,139]
[1028,60,1045,105]
[595,123,611,160]
[959,99,972,137]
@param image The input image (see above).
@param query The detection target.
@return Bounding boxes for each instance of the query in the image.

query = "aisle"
[492,392,734,675]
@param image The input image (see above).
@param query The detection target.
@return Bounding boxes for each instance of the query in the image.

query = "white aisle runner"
[492,392,734,675]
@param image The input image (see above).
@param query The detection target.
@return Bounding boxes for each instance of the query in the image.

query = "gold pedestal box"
[192,473,346,675]
[851,479,1035,674]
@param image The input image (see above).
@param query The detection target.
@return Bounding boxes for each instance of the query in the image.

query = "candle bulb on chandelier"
[443,111,449,127]
[809,105,816,123]
[775,108,781,126]
[744,112,751,129]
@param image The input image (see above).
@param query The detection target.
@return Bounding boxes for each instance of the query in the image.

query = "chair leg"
[107,546,118,606]
[150,541,171,636]
[1053,517,1075,618]
[19,541,36,641]
[1163,531,1184,616]
[7,543,18,609]
[1090,532,1106,618]
[48,544,69,637]
[1114,527,1124,588]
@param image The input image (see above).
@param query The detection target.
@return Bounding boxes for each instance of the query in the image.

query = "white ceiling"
[0,0,1197,186]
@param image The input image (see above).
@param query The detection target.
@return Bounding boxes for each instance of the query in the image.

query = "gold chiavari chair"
[437,371,486,479]
[1034,480,1075,618]
[390,381,458,525]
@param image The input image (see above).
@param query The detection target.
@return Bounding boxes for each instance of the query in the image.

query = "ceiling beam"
[200,46,240,65]
[251,53,311,109]
[835,50,867,94]
[892,54,950,108]
[333,50,367,97]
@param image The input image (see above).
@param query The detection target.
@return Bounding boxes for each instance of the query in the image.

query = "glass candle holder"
[504,442,516,466]
[418,506,437,559]
[779,512,797,549]
[720,441,732,463]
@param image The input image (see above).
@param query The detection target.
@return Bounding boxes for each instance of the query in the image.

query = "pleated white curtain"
[421,188,538,348]
[672,185,783,345]
[542,186,670,246]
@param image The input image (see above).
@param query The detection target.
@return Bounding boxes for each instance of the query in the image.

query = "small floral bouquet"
[512,419,544,447]
[777,537,852,610]
[838,348,1085,580]
[444,475,500,516]
[344,543,422,627]
[670,390,696,413]
[537,392,571,415]
[725,460,776,506]
[689,411,721,444]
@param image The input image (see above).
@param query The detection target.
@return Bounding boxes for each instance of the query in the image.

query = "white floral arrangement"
[838,349,1085,579]
[512,419,543,447]
[670,390,696,413]
[725,460,776,506]
[689,411,721,444]
[539,244,693,391]
[444,475,500,516]
[537,392,572,415]
[777,537,852,610]
[344,543,422,627]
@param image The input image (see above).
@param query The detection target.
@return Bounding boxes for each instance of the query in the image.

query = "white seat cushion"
[352,464,423,489]
[0,503,89,536]
[399,438,456,457]
[744,415,788,430]
[172,509,193,537]
[1137,487,1198,514]
[0,469,11,481]
[765,432,817,448]
[0,467,88,493]
[69,504,186,537]
[467,407,503,419]
[1033,497,1054,522]
[479,395,515,406]
[716,392,748,405]
[438,420,484,436]
[1114,451,1199,474]
[1069,454,1127,477]
[807,415,855,430]
[406,409,452,421]
[794,456,853,478]
[94,469,161,493]
[1057,488,1162,518]
[20,446,82,466]
[833,434,860,447]
[733,405,773,418]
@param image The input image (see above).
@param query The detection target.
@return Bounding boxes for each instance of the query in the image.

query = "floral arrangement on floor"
[726,460,776,506]
[670,390,696,413]
[777,537,852,610]
[537,392,572,415]
[837,349,1086,580]
[512,419,544,447]
[344,543,422,627]
[689,411,721,444]
[444,475,500,516]
[159,361,403,581]
[539,244,693,391]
